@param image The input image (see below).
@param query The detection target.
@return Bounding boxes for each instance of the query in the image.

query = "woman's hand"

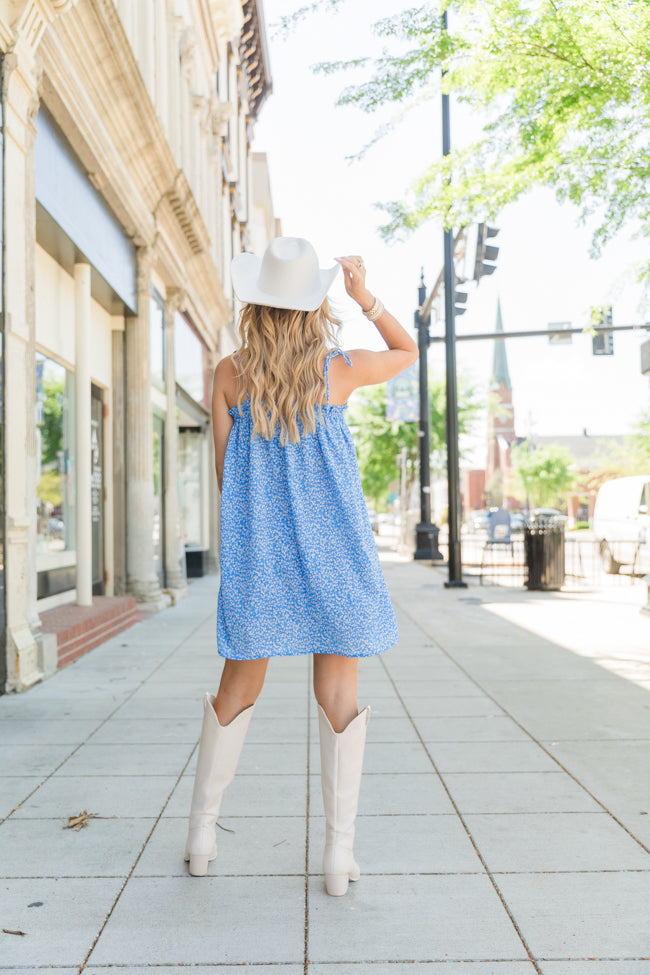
[335,255,374,313]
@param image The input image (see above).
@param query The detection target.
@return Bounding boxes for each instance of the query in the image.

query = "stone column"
[137,0,155,97]
[74,262,92,606]
[111,319,126,595]
[153,0,167,127]
[125,247,164,610]
[163,288,187,594]
[2,49,41,690]
[166,11,183,162]
[1,0,78,690]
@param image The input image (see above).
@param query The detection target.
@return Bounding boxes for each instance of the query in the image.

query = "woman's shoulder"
[213,353,243,410]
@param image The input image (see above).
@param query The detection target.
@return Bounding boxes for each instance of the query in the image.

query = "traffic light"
[473,223,500,283]
[591,305,613,356]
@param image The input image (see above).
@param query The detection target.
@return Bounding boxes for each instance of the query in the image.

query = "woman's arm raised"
[335,255,419,391]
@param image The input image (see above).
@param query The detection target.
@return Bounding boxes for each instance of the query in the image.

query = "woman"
[184,237,418,895]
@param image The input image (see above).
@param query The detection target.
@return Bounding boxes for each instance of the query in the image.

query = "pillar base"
[414,522,444,561]
[128,577,166,613]
[5,623,43,692]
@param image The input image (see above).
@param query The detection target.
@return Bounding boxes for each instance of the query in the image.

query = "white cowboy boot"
[184,692,254,876]
[317,704,371,896]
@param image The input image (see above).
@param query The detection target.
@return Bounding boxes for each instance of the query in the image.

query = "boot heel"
[188,854,210,876]
[325,873,349,896]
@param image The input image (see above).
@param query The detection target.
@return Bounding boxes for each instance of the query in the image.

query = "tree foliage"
[40,376,65,466]
[347,376,480,507]
[627,410,650,470]
[283,0,650,281]
[582,410,650,483]
[511,442,575,508]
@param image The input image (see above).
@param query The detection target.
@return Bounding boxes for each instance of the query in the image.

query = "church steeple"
[485,297,516,506]
[490,298,512,391]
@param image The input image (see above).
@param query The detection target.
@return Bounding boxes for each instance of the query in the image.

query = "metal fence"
[434,530,646,592]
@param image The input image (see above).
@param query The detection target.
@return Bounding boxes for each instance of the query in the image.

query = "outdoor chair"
[480,507,514,584]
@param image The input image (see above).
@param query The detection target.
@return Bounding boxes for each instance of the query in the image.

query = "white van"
[593,475,650,574]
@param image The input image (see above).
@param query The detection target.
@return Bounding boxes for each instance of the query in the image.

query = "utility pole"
[441,8,466,588]
[414,270,442,561]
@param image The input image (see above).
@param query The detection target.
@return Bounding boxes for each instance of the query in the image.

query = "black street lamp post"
[441,8,467,588]
[414,271,443,561]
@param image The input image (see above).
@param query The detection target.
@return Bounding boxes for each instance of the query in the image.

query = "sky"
[252,0,650,467]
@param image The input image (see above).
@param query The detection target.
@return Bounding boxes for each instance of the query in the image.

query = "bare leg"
[313,654,359,732]
[214,658,269,725]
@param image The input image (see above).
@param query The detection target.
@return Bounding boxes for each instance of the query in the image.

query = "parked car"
[466,508,489,532]
[509,511,526,533]
[593,475,650,573]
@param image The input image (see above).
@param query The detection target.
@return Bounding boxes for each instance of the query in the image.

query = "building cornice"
[38,0,230,332]
[0,0,77,54]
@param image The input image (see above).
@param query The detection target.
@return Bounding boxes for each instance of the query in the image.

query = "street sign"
[642,337,650,376]
[386,364,419,421]
[547,321,572,345]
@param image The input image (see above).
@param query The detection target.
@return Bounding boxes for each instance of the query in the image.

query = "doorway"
[152,412,165,588]
[91,385,104,596]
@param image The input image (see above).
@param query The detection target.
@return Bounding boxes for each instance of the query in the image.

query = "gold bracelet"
[362,296,384,322]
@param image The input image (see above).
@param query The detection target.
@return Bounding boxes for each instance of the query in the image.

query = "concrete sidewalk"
[1,550,649,973]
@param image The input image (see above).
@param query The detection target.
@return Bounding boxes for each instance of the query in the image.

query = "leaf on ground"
[3,928,26,936]
[62,810,98,831]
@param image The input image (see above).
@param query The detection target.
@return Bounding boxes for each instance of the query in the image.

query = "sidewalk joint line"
[75,611,219,974]
[398,603,650,858]
[378,650,542,975]
[0,615,210,829]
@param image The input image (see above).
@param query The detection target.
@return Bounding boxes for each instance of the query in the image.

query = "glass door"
[91,386,104,595]
[152,412,165,587]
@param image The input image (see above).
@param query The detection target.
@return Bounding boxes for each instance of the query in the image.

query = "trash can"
[524,523,565,591]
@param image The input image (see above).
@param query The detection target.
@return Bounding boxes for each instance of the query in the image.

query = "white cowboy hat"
[231,237,339,312]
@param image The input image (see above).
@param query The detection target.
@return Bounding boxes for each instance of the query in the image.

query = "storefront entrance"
[152,412,165,588]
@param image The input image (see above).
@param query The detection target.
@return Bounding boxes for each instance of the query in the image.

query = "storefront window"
[150,294,165,390]
[36,354,76,595]
[175,313,210,409]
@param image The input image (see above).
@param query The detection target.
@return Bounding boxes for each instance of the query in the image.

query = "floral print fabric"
[216,349,399,659]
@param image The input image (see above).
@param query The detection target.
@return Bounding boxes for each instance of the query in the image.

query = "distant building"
[529,434,625,471]
[1,0,276,692]
[527,433,627,523]
[485,299,518,506]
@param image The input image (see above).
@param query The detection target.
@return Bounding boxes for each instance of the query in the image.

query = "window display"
[36,353,76,594]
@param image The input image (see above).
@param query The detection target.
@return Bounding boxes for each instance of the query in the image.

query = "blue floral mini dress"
[216,349,399,660]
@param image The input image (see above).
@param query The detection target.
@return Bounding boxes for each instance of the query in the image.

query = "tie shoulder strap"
[323,349,353,405]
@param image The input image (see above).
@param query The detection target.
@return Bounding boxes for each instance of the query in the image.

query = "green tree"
[511,443,575,508]
[347,376,480,508]
[40,375,65,466]
[627,410,650,470]
[282,0,650,280]
[37,469,63,508]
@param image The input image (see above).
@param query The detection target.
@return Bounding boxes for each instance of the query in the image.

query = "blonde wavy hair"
[233,299,342,445]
